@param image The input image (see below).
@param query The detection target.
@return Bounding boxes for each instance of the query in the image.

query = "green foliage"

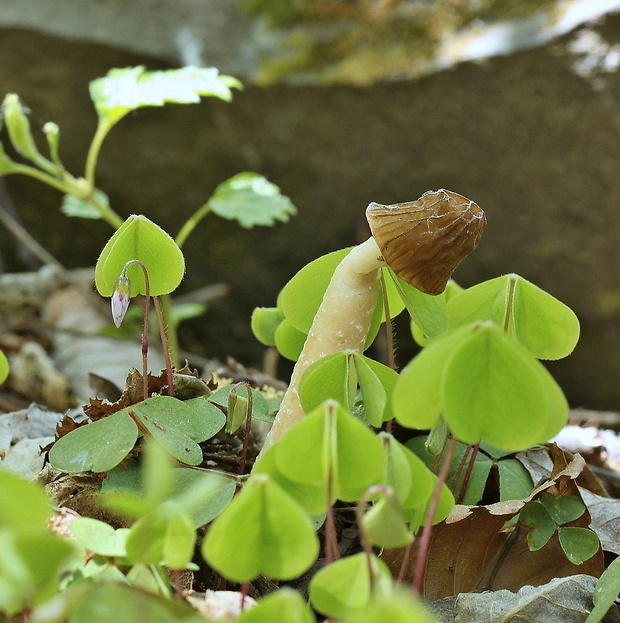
[95,215,185,297]
[519,492,600,564]
[299,351,399,426]
[49,395,226,472]
[202,473,320,582]
[90,65,241,126]
[0,349,9,385]
[308,553,393,620]
[586,556,620,623]
[237,588,316,623]
[208,172,297,228]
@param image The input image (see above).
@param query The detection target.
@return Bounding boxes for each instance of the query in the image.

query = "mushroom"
[259,189,486,453]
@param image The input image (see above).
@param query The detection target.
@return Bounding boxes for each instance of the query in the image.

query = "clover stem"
[258,236,384,456]
[153,296,174,397]
[412,435,458,595]
[158,293,180,367]
[122,260,151,400]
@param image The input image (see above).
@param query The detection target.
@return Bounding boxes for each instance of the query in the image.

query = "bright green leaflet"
[586,556,620,623]
[380,434,435,509]
[300,352,398,427]
[208,384,271,423]
[0,349,8,385]
[309,553,393,620]
[274,319,308,361]
[71,518,129,557]
[277,247,404,350]
[393,324,474,431]
[447,274,580,360]
[274,400,386,502]
[347,591,439,623]
[441,322,568,450]
[95,215,185,297]
[251,307,284,346]
[48,410,139,473]
[202,474,319,583]
[363,493,412,548]
[410,280,463,347]
[90,65,241,125]
[0,471,51,531]
[207,172,297,228]
[237,588,316,623]
[125,502,196,569]
[253,444,327,515]
[387,267,449,341]
[404,480,455,533]
[557,527,600,565]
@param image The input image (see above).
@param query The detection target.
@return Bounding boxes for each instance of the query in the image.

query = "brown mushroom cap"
[365,189,486,295]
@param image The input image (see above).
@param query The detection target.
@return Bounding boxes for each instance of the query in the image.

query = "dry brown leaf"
[383,453,605,600]
[579,488,620,555]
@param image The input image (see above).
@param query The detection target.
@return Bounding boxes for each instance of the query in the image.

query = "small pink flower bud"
[111,273,131,328]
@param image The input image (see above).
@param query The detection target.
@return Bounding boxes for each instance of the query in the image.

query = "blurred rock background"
[1,0,620,409]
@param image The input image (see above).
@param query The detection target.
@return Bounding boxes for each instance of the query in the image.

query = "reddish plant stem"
[324,469,340,564]
[153,296,174,397]
[412,435,458,595]
[379,271,396,435]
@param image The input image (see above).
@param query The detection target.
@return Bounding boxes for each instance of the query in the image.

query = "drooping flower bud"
[2,94,40,162]
[111,273,131,328]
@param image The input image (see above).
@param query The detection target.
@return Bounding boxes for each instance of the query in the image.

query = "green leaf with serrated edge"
[0,350,9,385]
[393,324,473,431]
[557,526,600,564]
[442,322,562,450]
[251,306,284,346]
[71,518,129,557]
[90,66,242,125]
[237,588,316,623]
[406,436,492,507]
[497,459,534,501]
[299,352,350,414]
[380,434,435,509]
[0,471,51,531]
[207,385,269,423]
[539,492,585,525]
[388,267,449,340]
[274,400,385,502]
[95,214,185,297]
[363,493,412,549]
[448,274,580,360]
[208,172,297,228]
[274,318,306,360]
[519,501,555,550]
[61,188,110,219]
[202,474,320,582]
[586,556,620,623]
[48,410,138,473]
[125,501,195,568]
[309,553,393,620]
[254,445,327,515]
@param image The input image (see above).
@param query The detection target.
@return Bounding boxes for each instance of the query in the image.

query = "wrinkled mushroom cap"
[366,189,486,295]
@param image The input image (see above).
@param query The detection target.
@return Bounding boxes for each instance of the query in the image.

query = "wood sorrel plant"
[0,66,297,364]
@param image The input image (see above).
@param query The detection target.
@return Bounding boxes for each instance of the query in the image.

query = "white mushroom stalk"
[259,189,487,454]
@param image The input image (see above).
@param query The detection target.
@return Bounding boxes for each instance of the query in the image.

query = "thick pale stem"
[260,236,384,453]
